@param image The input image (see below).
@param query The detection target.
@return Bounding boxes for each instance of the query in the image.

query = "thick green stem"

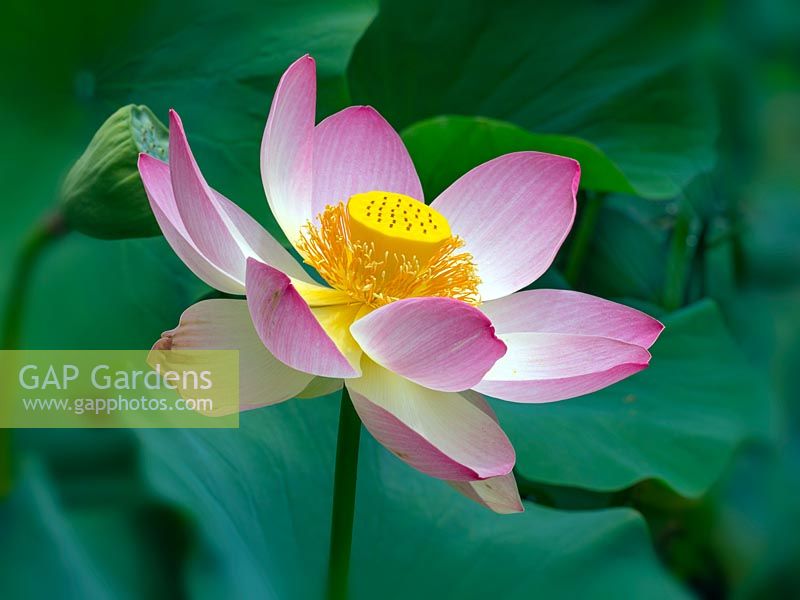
[1,211,67,496]
[326,387,361,600]
[564,191,603,287]
[2,212,67,349]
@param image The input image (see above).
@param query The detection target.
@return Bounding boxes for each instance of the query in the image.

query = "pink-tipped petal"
[139,153,312,291]
[474,290,663,403]
[481,333,651,381]
[447,389,524,513]
[213,191,315,284]
[475,333,651,404]
[245,258,359,378]
[311,106,423,214]
[169,110,250,278]
[139,154,243,294]
[152,299,313,410]
[474,363,648,404]
[350,297,506,392]
[481,289,664,348]
[449,474,524,514]
[261,55,316,245]
[431,152,580,300]
[308,303,364,373]
[346,360,516,481]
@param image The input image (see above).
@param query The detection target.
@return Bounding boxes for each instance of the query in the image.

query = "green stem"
[564,191,603,287]
[0,211,67,496]
[326,387,361,600]
[2,212,68,349]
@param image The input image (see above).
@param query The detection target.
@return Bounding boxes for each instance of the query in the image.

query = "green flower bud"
[60,104,168,239]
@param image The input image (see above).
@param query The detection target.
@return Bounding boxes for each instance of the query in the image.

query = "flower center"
[348,191,452,263]
[297,191,480,308]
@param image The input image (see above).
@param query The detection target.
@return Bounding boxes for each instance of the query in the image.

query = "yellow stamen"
[296,192,480,308]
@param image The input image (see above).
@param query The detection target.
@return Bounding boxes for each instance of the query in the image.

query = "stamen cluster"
[296,203,481,307]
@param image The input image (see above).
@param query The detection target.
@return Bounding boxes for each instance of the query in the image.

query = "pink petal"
[447,389,524,513]
[245,258,359,378]
[138,153,313,292]
[346,360,515,481]
[311,106,423,215]
[260,55,316,245]
[169,110,250,278]
[481,333,651,381]
[152,299,313,410]
[474,290,663,403]
[481,289,664,348]
[430,152,580,301]
[350,297,506,392]
[307,303,365,371]
[474,333,651,403]
[213,190,315,284]
[448,474,524,514]
[474,363,648,404]
[138,153,243,294]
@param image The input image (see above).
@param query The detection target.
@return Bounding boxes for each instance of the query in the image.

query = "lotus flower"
[139,55,663,514]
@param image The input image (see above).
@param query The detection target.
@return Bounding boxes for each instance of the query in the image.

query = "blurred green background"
[1,0,799,598]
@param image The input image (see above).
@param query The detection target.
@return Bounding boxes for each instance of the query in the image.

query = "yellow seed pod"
[347,191,451,263]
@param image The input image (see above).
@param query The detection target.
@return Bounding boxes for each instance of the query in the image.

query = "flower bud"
[60,104,168,239]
